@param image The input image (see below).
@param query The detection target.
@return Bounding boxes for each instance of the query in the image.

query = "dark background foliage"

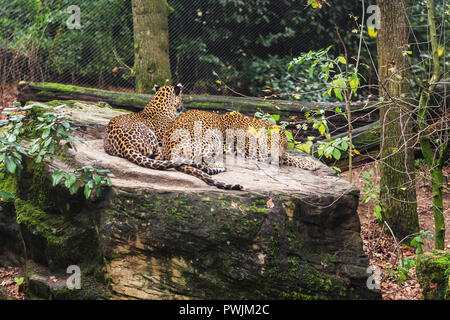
[0,0,447,99]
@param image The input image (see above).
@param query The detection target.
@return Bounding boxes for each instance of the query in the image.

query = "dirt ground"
[341,161,450,300]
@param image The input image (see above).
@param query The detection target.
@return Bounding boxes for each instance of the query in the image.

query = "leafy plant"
[410,230,434,255]
[360,168,384,223]
[0,103,113,200]
[288,46,365,102]
[52,166,113,199]
[14,277,24,286]
[391,230,434,282]
[393,256,416,283]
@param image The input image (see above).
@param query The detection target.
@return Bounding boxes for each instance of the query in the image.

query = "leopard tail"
[175,165,243,191]
[116,149,225,174]
[121,150,240,190]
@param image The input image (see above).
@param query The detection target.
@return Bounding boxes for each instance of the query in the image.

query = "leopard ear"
[174,83,183,96]
[153,84,161,92]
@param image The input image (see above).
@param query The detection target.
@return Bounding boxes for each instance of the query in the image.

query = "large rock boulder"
[0,101,380,299]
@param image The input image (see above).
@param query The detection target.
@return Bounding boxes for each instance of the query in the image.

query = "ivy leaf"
[41,128,51,139]
[92,174,102,185]
[52,170,65,187]
[30,143,40,154]
[84,182,94,199]
[5,156,17,174]
[64,173,77,189]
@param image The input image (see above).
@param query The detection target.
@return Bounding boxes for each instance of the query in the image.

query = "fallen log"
[17,81,376,117]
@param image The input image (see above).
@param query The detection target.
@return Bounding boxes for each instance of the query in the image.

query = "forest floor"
[341,162,450,300]
[0,84,448,300]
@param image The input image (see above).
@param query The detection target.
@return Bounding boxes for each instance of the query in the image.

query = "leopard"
[104,84,242,190]
[162,109,319,175]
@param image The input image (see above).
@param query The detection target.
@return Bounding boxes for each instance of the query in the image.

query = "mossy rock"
[1,98,380,300]
[12,159,103,272]
[416,252,450,300]
[27,262,110,300]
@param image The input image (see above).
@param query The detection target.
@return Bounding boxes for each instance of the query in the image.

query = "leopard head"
[142,83,184,140]
[147,83,184,119]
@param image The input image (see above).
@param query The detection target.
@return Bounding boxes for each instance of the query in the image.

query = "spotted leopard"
[104,84,242,190]
[162,110,319,172]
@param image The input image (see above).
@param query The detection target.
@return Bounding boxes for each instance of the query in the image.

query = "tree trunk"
[416,0,447,250]
[132,0,172,93]
[377,0,419,239]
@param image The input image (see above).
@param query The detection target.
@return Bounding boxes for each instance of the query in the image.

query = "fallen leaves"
[0,267,25,300]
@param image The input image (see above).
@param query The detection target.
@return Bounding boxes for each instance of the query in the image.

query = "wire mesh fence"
[0,0,368,97]
[0,1,448,102]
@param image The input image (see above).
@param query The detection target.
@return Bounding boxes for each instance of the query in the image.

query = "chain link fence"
[0,0,368,97]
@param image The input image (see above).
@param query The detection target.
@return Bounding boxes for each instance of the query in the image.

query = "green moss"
[0,173,17,197]
[115,96,148,107]
[22,161,53,211]
[15,197,102,270]
[15,198,69,245]
[36,90,53,97]
[417,252,450,300]
[280,268,346,300]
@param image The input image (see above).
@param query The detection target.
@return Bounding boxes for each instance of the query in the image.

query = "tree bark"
[377,0,419,239]
[416,0,447,250]
[132,0,172,93]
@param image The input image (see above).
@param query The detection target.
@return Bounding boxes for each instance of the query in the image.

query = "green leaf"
[349,77,359,93]
[285,130,293,142]
[30,143,40,154]
[14,277,24,285]
[331,166,342,174]
[84,184,92,199]
[270,114,280,122]
[341,141,349,151]
[338,56,347,64]
[374,205,383,221]
[92,174,102,185]
[0,190,15,199]
[52,170,65,186]
[308,65,315,77]
[41,128,51,139]
[57,126,69,138]
[333,88,343,101]
[5,156,17,174]
[318,124,326,135]
[362,171,371,180]
[332,148,341,160]
[64,173,77,189]
[70,183,79,194]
